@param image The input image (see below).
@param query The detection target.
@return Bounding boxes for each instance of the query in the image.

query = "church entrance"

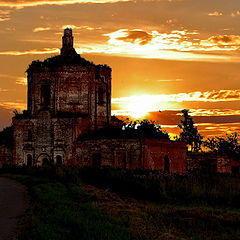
[37,154,51,167]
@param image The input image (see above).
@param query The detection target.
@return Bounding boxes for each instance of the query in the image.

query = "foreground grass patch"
[4,174,135,240]
[2,168,240,240]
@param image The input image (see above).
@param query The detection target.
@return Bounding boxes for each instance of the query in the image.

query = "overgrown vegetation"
[1,167,240,240]
[79,119,169,141]
[3,173,135,240]
[204,132,240,159]
[2,166,240,208]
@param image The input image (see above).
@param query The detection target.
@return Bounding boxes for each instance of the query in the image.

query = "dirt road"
[0,177,28,240]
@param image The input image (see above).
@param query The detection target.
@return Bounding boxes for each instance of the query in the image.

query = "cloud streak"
[0,101,26,111]
[88,29,240,62]
[0,0,132,8]
[33,27,52,32]
[2,28,240,62]
[208,11,223,17]
[0,48,58,56]
[112,89,240,117]
[0,9,11,21]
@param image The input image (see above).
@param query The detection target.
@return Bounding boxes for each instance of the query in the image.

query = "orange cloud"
[112,90,240,117]
[0,9,11,21]
[16,77,27,85]
[97,29,239,62]
[231,10,240,17]
[208,35,240,44]
[0,48,58,56]
[208,11,223,17]
[62,25,101,31]
[157,78,183,82]
[33,27,52,32]
[0,101,26,111]
[0,0,132,8]
[185,109,240,117]
[200,35,240,52]
[0,88,7,92]
[116,30,153,45]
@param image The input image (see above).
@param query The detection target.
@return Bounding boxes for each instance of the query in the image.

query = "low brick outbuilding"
[75,138,186,173]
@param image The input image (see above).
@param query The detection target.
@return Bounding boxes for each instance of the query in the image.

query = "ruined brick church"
[10,29,187,172]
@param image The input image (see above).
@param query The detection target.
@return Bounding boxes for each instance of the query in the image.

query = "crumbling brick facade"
[75,138,186,173]
[0,144,12,167]
[187,153,240,174]
[13,28,111,166]
[11,28,187,173]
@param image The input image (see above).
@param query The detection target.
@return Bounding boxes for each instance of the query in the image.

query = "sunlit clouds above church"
[0,0,240,137]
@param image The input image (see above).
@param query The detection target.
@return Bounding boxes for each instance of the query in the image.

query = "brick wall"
[75,138,187,173]
[0,144,12,167]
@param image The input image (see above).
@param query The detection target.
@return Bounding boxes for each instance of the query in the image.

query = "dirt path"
[0,177,28,240]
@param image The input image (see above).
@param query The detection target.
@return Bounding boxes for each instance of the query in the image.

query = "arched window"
[27,154,32,167]
[41,84,50,106]
[98,87,104,104]
[56,155,62,165]
[164,156,170,173]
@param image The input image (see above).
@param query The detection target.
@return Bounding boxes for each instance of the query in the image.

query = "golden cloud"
[0,9,11,21]
[0,0,132,8]
[0,48,58,56]
[208,35,240,44]
[33,27,52,32]
[0,88,7,92]
[62,25,101,31]
[231,11,240,17]
[112,90,240,117]
[98,29,239,61]
[0,101,26,111]
[116,30,153,45]
[16,77,27,85]
[208,11,223,17]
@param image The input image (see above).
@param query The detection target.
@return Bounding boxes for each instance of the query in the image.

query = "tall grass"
[3,174,136,240]
[1,166,240,208]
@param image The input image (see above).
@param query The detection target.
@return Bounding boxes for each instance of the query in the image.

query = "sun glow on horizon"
[124,95,153,118]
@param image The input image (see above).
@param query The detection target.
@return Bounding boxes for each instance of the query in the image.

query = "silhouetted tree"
[0,125,14,147]
[204,132,240,158]
[178,109,203,152]
[123,119,170,139]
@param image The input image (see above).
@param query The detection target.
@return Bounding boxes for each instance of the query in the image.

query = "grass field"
[1,167,240,240]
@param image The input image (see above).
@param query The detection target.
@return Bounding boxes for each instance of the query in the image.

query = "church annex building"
[2,29,187,173]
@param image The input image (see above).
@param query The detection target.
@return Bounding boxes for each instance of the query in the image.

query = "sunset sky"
[0,0,240,138]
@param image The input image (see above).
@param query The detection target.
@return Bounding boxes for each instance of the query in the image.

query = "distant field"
[1,167,240,240]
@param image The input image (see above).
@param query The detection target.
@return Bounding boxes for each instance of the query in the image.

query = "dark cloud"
[209,35,240,44]
[117,30,153,45]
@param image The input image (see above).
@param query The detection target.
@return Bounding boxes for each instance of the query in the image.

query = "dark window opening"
[164,156,170,173]
[98,87,104,104]
[232,166,239,175]
[41,85,50,106]
[28,129,32,141]
[92,153,101,168]
[27,154,32,167]
[56,155,62,165]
